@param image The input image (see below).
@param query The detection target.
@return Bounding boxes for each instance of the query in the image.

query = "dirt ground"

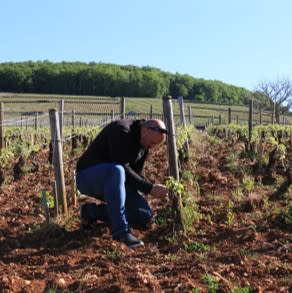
[0,131,291,293]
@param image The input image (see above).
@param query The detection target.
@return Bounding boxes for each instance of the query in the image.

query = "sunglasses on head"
[147,126,168,134]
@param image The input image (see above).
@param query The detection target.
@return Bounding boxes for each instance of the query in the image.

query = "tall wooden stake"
[163,96,179,180]
[49,109,68,215]
[162,95,184,233]
[0,102,4,150]
[248,99,253,151]
[120,97,125,119]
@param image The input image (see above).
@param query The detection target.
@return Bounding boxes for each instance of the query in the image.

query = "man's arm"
[123,163,153,194]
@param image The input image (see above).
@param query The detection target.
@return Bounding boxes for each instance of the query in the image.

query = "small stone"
[57,278,66,287]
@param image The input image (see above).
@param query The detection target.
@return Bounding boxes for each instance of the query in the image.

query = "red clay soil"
[0,134,291,293]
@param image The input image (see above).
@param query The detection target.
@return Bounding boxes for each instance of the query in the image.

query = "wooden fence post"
[178,96,189,159]
[188,105,192,124]
[34,112,38,131]
[53,180,59,217]
[59,99,64,141]
[0,102,4,150]
[71,110,75,130]
[71,170,77,208]
[41,189,50,223]
[111,109,115,121]
[49,109,68,215]
[248,99,253,150]
[178,96,186,125]
[272,102,275,125]
[228,107,231,124]
[120,97,125,119]
[150,104,153,119]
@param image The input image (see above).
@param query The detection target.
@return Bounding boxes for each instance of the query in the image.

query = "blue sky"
[1,0,292,91]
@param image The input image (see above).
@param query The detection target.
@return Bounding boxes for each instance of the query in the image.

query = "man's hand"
[150,184,169,197]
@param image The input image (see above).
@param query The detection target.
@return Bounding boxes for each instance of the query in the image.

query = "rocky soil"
[0,131,291,292]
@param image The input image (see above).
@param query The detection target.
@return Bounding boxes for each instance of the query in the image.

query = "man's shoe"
[114,232,144,248]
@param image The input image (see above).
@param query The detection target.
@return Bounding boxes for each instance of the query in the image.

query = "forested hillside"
[0,61,253,105]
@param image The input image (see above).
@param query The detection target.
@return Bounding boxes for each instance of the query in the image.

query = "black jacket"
[76,119,153,194]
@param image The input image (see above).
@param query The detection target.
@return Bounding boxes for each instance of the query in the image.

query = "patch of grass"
[45,285,60,293]
[279,274,292,287]
[231,187,243,201]
[274,206,292,231]
[27,223,42,234]
[202,274,219,293]
[166,253,177,261]
[226,200,235,227]
[183,241,209,253]
[181,170,200,196]
[225,152,239,171]
[104,249,123,262]
[182,197,202,233]
[54,214,79,231]
[165,232,180,244]
[155,207,171,225]
[26,222,66,240]
[231,286,252,293]
[242,175,255,194]
[207,135,221,146]
[239,248,254,258]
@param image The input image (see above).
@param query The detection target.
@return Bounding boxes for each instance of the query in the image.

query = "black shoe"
[114,232,144,248]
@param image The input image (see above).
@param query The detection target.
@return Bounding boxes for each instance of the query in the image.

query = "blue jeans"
[76,163,153,238]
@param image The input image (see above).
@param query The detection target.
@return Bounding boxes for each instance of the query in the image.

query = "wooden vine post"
[71,170,77,208]
[162,95,184,233]
[111,109,115,121]
[59,99,64,142]
[288,149,292,183]
[71,110,75,130]
[52,180,59,217]
[41,189,50,223]
[188,105,192,124]
[120,97,125,119]
[34,112,38,131]
[49,108,68,215]
[178,96,189,160]
[228,107,232,124]
[248,99,253,151]
[0,102,4,150]
[178,96,186,125]
[272,102,275,125]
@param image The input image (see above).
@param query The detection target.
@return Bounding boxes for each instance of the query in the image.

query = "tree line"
[0,60,253,105]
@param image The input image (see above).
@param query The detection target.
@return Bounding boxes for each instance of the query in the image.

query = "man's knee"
[109,164,125,182]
